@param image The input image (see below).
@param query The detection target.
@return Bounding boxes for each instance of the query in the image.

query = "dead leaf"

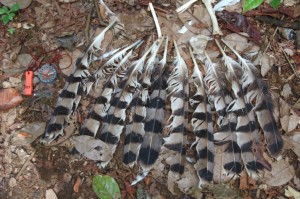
[263,158,295,187]
[280,114,299,133]
[283,136,300,157]
[73,135,111,161]
[261,53,276,77]
[45,189,58,199]
[11,122,46,146]
[0,88,23,111]
[73,176,81,193]
[279,98,291,118]
[285,186,300,198]
[281,84,293,98]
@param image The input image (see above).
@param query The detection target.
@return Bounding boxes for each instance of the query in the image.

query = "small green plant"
[0,3,20,25]
[8,28,15,34]
[243,0,282,13]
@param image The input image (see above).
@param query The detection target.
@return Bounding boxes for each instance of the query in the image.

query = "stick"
[149,3,162,38]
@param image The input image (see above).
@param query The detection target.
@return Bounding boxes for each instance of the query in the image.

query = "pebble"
[45,189,58,199]
[9,177,17,187]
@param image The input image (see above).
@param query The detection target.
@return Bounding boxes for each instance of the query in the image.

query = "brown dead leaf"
[239,171,248,190]
[280,113,300,133]
[73,176,81,193]
[0,88,23,111]
[263,158,295,187]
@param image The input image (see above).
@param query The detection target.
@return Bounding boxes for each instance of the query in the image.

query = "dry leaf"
[261,53,276,77]
[0,88,23,111]
[73,135,111,161]
[283,136,300,157]
[279,98,291,118]
[281,84,293,98]
[11,122,46,146]
[73,176,81,193]
[45,189,58,199]
[280,114,300,133]
[285,186,300,198]
[263,158,295,186]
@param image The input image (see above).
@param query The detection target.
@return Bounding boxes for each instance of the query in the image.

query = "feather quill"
[222,39,283,159]
[189,48,214,186]
[163,41,189,177]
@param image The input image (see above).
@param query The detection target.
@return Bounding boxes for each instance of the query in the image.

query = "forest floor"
[0,0,300,198]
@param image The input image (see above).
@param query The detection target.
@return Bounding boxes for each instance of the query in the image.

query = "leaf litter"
[0,0,300,198]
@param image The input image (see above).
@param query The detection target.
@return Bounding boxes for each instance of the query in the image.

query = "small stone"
[281,84,293,98]
[9,177,17,187]
[45,189,58,199]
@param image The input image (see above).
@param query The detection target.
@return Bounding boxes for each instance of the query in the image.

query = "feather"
[79,44,138,137]
[163,41,189,177]
[85,41,142,95]
[131,37,169,185]
[189,48,214,186]
[215,41,265,178]
[222,39,283,159]
[97,42,158,167]
[123,38,165,168]
[41,20,117,143]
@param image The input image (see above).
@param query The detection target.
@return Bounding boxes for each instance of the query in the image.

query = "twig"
[16,150,36,180]
[85,9,93,45]
[149,3,162,38]
[93,0,108,26]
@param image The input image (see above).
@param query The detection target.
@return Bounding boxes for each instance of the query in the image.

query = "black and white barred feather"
[222,39,283,159]
[80,40,142,137]
[189,49,214,186]
[163,41,189,176]
[42,20,117,143]
[131,37,169,185]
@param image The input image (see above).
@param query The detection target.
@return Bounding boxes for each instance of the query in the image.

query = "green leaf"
[8,13,15,20]
[243,0,263,13]
[92,175,121,199]
[10,3,20,13]
[2,15,10,25]
[0,6,9,14]
[8,28,15,34]
[269,0,281,9]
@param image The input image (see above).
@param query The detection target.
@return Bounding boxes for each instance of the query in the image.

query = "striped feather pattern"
[216,44,265,178]
[97,43,157,167]
[123,38,165,168]
[222,39,283,159]
[163,41,189,176]
[189,49,214,186]
[42,20,117,143]
[80,41,141,137]
[132,38,169,185]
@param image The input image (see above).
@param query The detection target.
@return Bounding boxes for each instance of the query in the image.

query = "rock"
[9,177,17,187]
[45,189,58,199]
[0,0,32,9]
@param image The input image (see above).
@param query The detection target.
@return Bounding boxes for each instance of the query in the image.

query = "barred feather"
[41,21,117,142]
[216,43,265,178]
[189,49,214,186]
[97,43,157,167]
[163,41,189,176]
[132,37,169,185]
[80,41,142,137]
[123,38,165,168]
[222,39,283,158]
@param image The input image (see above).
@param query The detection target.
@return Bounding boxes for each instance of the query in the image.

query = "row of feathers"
[41,4,283,187]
